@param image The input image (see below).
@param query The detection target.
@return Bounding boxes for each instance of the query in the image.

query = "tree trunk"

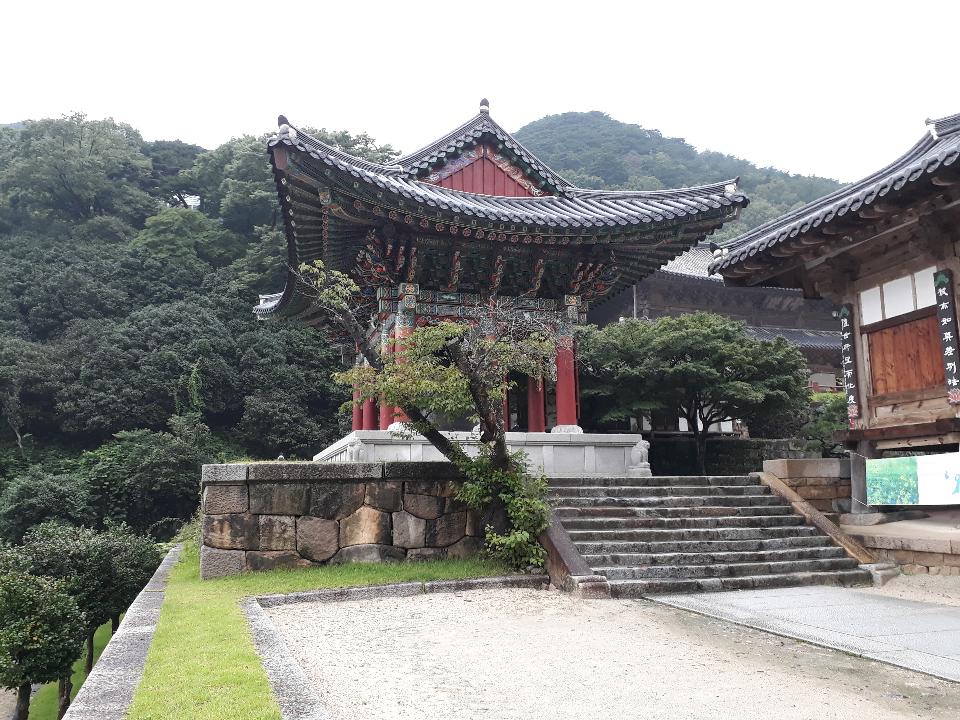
[57,676,73,719]
[111,614,120,634]
[84,631,95,674]
[14,683,30,720]
[693,427,708,476]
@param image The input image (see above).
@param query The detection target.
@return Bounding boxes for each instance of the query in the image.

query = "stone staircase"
[549,475,871,597]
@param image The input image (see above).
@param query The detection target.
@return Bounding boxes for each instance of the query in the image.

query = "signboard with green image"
[866,452,960,505]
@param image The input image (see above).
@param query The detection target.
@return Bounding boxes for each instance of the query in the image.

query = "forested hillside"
[0,114,397,539]
[0,110,841,540]
[515,111,842,242]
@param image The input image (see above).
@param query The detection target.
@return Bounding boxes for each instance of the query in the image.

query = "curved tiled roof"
[271,126,745,232]
[257,108,748,320]
[745,326,840,351]
[711,113,960,276]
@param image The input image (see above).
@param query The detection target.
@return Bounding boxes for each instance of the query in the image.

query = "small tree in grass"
[19,524,114,713]
[297,261,555,568]
[0,569,85,720]
[101,522,163,632]
[579,313,810,474]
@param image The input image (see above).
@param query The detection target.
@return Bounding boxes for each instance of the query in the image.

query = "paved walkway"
[656,585,960,682]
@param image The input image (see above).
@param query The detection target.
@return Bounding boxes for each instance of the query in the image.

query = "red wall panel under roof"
[425,144,544,197]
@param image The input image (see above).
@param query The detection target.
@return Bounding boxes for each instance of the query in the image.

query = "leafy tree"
[141,139,204,208]
[0,569,85,720]
[99,523,162,632]
[0,468,92,543]
[801,392,847,457]
[75,430,206,537]
[298,263,555,567]
[20,525,116,682]
[0,114,157,227]
[131,207,244,267]
[579,314,810,473]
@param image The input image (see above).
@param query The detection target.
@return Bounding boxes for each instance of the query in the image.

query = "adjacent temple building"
[256,100,747,459]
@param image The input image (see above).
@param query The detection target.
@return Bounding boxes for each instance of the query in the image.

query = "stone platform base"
[314,430,650,478]
[200,461,487,579]
[844,510,960,575]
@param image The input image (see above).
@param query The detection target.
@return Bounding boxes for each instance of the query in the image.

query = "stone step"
[548,485,771,499]
[573,536,836,556]
[582,546,849,567]
[553,505,795,519]
[596,557,861,581]
[607,569,872,596]
[567,525,821,543]
[550,495,784,509]
[560,514,806,531]
[548,476,756,488]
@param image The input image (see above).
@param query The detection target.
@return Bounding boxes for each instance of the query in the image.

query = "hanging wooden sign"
[837,304,860,428]
[933,269,960,405]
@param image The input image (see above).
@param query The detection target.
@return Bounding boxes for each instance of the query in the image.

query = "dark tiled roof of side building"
[710,113,960,275]
[745,326,840,351]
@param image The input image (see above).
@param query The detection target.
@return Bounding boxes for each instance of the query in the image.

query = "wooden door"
[867,313,944,396]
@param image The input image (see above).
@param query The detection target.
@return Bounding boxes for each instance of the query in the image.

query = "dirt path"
[268,589,960,720]
[0,689,15,718]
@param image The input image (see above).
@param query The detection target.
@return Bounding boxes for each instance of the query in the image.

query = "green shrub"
[802,392,847,457]
[456,451,549,571]
[0,570,85,720]
[0,468,92,542]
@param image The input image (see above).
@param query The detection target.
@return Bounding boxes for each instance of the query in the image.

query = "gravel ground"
[0,690,13,718]
[860,573,960,608]
[268,589,960,720]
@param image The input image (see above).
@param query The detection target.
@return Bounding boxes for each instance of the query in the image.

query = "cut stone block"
[297,516,340,563]
[200,545,244,579]
[426,511,466,547]
[406,547,448,561]
[249,483,309,515]
[259,515,296,551]
[248,461,381,481]
[340,505,391,546]
[203,513,258,550]
[446,535,482,559]
[309,482,366,519]
[403,493,445,519]
[392,511,426,549]
[202,484,248,514]
[245,550,313,572]
[331,544,406,563]
[365,481,403,511]
[201,463,248,484]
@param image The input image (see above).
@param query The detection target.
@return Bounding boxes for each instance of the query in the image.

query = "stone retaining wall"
[762,458,851,513]
[847,534,960,575]
[650,438,815,476]
[200,462,484,579]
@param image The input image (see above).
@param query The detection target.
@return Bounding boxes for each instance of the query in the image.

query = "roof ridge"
[715,131,938,252]
[569,179,738,199]
[394,108,572,191]
[273,120,404,176]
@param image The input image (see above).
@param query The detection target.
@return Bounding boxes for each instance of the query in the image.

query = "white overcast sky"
[3,0,957,183]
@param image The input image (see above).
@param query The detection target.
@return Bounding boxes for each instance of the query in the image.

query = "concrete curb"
[62,545,181,720]
[246,574,549,719]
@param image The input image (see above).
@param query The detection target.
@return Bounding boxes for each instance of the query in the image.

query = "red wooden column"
[378,331,394,430]
[527,376,546,432]
[351,385,363,431]
[552,295,582,433]
[361,397,377,430]
[391,283,418,426]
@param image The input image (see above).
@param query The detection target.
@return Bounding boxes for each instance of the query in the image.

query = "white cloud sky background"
[3,0,956,183]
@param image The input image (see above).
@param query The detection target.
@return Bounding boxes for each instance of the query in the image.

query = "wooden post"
[554,336,578,428]
[379,331,394,430]
[361,397,377,430]
[527,376,546,432]
[392,283,418,426]
[351,385,362,431]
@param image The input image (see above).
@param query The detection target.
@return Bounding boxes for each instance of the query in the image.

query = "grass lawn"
[127,544,509,720]
[29,619,114,719]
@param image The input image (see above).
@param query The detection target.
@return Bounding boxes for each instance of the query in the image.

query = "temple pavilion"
[256,100,748,438]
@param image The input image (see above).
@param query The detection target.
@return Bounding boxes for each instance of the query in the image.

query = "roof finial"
[479,98,490,114]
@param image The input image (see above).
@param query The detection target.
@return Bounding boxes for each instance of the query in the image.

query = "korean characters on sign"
[934,270,960,405]
[838,304,860,428]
